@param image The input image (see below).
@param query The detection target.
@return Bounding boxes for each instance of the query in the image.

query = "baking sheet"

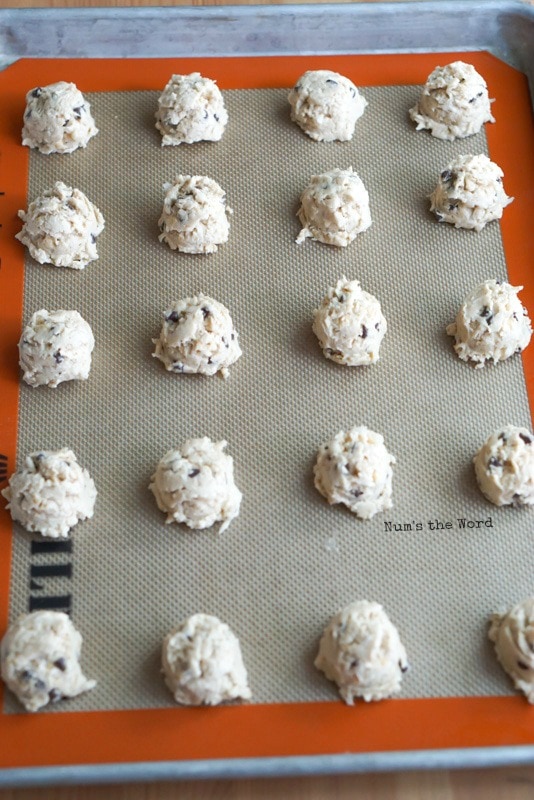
[1,0,528,788]
[6,81,532,713]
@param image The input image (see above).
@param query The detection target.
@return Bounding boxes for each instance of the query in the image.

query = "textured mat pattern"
[6,85,532,712]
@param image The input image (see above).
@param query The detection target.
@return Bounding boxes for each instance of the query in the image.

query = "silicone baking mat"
[0,52,533,770]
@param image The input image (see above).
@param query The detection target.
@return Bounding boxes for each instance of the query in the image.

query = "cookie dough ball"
[313,277,387,366]
[315,600,408,704]
[22,81,98,154]
[158,175,231,254]
[409,61,494,141]
[162,613,251,706]
[473,425,534,507]
[429,154,513,232]
[16,181,105,269]
[152,294,241,379]
[288,69,367,142]
[19,309,95,388]
[447,280,531,368]
[314,426,395,520]
[1,449,97,538]
[155,73,228,146]
[296,167,371,246]
[489,597,534,703]
[1,611,96,712]
[149,438,242,533]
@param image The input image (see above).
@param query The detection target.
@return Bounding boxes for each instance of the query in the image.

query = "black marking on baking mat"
[0,454,7,482]
[30,563,73,589]
[29,595,72,613]
[29,539,73,614]
[31,539,72,555]
[30,563,72,579]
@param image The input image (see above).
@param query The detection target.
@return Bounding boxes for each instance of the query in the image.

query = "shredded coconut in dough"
[19,309,95,388]
[153,294,241,379]
[409,61,494,141]
[473,425,534,507]
[16,181,105,269]
[314,426,395,520]
[489,597,534,703]
[313,277,387,366]
[155,73,228,146]
[149,438,242,533]
[1,449,97,538]
[158,175,231,254]
[22,81,98,154]
[1,611,96,712]
[162,613,251,706]
[315,600,408,704]
[288,69,367,142]
[296,167,371,246]
[429,154,513,232]
[447,280,531,368]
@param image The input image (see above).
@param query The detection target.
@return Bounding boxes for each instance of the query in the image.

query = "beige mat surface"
[6,85,532,712]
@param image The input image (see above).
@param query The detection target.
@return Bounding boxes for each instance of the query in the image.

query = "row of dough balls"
[16,61,508,263]
[15,276,532,392]
[3,419,534,547]
[2,592,533,714]
[312,276,531,370]
[313,424,534,515]
[21,61,493,155]
[15,149,514,272]
[0,440,242,539]
[16,295,242,388]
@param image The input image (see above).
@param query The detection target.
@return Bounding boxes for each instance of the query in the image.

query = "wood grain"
[1,0,533,797]
[1,767,534,799]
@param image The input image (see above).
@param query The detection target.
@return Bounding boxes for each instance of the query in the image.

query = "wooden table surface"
[2,0,534,797]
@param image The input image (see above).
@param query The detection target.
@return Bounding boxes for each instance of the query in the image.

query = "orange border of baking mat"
[0,52,533,770]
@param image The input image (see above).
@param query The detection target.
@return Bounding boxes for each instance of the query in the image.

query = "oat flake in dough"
[22,81,98,154]
[1,449,97,538]
[1,611,96,712]
[19,309,95,388]
[155,73,228,146]
[473,425,534,507]
[149,438,242,533]
[288,69,367,142]
[314,426,395,520]
[296,167,371,246]
[153,294,241,379]
[447,279,531,368]
[162,613,251,706]
[16,181,105,269]
[313,277,387,366]
[430,154,513,232]
[409,61,494,141]
[488,597,534,703]
[158,175,231,254]
[315,600,408,704]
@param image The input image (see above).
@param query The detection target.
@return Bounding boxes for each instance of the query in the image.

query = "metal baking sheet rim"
[1,0,534,786]
[0,746,534,788]
[0,2,533,86]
